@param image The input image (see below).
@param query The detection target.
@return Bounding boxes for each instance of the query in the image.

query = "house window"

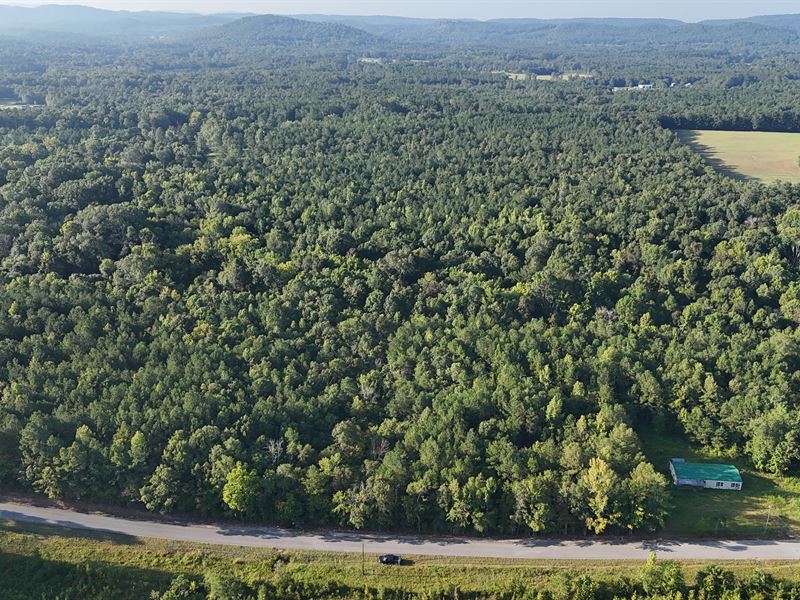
[731,483,739,489]
[716,481,724,487]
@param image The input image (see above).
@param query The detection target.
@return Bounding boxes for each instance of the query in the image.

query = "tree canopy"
[1,15,800,536]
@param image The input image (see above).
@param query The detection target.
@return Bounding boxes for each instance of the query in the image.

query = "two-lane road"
[1,501,799,560]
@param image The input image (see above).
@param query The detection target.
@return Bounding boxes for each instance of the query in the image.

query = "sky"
[2,0,800,22]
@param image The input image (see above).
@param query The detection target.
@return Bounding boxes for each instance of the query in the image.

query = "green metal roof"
[671,460,742,483]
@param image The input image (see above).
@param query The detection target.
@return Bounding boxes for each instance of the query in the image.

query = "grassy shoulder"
[641,430,800,538]
[5,520,800,599]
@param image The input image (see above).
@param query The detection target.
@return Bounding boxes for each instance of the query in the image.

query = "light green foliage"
[640,552,686,597]
[130,431,148,467]
[512,471,558,533]
[625,463,670,532]
[222,463,260,516]
[203,571,251,600]
[580,457,621,534]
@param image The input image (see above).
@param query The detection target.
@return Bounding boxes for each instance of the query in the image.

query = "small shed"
[669,459,742,490]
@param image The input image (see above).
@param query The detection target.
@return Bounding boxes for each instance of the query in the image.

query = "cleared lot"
[677,129,800,183]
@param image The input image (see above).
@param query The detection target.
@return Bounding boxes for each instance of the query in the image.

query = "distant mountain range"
[295,14,800,48]
[2,5,800,50]
[706,13,800,29]
[294,15,686,28]
[0,5,243,39]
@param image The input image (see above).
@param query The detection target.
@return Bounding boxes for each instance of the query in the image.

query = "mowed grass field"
[677,129,800,183]
[640,429,800,538]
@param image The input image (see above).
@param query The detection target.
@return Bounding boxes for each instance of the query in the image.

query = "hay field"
[677,129,800,183]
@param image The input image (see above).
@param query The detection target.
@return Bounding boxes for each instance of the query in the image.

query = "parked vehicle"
[378,554,403,565]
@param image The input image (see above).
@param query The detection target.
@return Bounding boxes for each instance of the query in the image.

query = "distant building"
[613,84,654,92]
[669,459,742,490]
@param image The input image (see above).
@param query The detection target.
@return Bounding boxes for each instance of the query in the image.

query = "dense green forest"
[2,11,800,537]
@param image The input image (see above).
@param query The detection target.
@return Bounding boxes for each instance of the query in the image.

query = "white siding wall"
[703,480,742,490]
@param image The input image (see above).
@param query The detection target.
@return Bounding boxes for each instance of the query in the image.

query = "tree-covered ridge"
[5,7,800,54]
[343,18,800,50]
[1,34,800,535]
[193,15,381,50]
[0,4,242,40]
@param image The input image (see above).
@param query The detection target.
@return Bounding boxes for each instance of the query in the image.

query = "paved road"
[1,501,799,560]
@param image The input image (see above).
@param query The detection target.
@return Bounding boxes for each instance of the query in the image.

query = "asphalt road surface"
[1,501,799,560]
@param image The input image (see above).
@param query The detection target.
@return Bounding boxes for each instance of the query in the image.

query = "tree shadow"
[216,523,470,547]
[1,514,142,546]
[675,130,754,182]
[0,550,175,599]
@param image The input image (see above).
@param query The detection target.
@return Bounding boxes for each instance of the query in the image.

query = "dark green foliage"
[157,575,206,600]
[0,550,170,599]
[2,12,800,539]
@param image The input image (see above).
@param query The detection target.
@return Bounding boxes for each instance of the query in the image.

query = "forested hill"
[305,17,799,50]
[705,14,800,30]
[193,15,381,50]
[0,5,241,39]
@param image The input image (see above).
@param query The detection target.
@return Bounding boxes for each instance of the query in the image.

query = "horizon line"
[0,3,799,24]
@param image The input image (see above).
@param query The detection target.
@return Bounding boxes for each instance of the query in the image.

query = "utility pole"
[362,543,365,576]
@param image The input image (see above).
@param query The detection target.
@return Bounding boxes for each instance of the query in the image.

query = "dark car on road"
[378,554,403,565]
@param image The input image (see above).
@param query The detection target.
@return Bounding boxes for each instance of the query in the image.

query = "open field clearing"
[641,430,800,538]
[677,129,800,183]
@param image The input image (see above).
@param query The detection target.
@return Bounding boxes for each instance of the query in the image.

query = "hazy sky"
[3,0,800,21]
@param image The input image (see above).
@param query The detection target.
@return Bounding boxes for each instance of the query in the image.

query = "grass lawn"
[5,520,800,599]
[676,129,800,183]
[640,429,800,538]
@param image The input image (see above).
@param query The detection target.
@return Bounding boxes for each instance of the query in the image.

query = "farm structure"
[669,459,742,490]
